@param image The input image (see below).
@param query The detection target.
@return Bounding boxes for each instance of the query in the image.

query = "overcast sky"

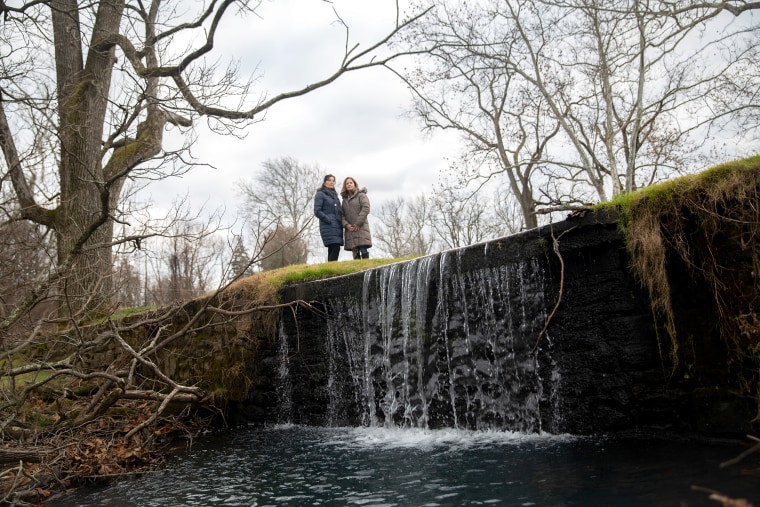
[147,0,460,229]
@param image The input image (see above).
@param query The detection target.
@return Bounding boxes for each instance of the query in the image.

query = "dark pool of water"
[51,425,758,506]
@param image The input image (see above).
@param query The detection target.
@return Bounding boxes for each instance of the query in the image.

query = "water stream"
[52,425,756,506]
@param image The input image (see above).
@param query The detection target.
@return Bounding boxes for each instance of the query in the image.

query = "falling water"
[281,246,562,433]
[275,320,292,424]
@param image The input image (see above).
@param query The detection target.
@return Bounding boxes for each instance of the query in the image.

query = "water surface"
[52,425,758,506]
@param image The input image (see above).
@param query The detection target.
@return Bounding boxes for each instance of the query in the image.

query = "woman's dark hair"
[319,174,336,190]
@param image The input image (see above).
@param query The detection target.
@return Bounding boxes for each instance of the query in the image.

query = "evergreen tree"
[229,236,255,281]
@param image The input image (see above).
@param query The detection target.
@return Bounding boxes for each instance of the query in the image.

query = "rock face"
[242,210,758,437]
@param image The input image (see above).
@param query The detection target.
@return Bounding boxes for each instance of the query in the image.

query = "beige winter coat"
[341,188,372,251]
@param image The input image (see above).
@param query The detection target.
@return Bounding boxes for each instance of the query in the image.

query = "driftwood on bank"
[0,448,55,465]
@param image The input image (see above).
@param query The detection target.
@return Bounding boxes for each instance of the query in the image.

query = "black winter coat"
[314,187,344,247]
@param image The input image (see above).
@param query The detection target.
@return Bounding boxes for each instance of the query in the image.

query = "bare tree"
[374,194,435,257]
[400,0,758,211]
[405,194,436,255]
[396,2,563,228]
[146,221,226,304]
[239,157,322,232]
[238,156,322,259]
[259,225,308,271]
[0,4,445,499]
[429,183,499,250]
[0,218,55,322]
[493,182,526,235]
[0,1,433,319]
[113,258,142,308]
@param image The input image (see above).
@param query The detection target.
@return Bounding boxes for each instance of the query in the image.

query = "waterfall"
[275,319,292,424]
[278,244,563,433]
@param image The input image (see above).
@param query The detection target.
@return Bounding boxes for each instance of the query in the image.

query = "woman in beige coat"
[340,177,372,259]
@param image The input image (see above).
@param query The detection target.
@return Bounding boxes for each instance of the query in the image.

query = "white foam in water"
[319,426,578,451]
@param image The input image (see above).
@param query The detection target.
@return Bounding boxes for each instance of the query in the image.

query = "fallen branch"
[119,389,203,403]
[108,326,204,399]
[720,434,760,468]
[206,299,318,316]
[535,204,594,215]
[124,386,181,441]
[0,448,55,464]
[691,485,754,507]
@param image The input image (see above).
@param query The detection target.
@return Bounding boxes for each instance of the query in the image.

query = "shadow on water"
[51,425,758,507]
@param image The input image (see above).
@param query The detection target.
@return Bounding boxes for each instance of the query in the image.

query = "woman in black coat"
[313,174,344,262]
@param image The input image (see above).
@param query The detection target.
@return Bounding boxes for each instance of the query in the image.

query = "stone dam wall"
[237,210,758,437]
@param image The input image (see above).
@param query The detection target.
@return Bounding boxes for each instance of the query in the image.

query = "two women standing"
[314,175,372,262]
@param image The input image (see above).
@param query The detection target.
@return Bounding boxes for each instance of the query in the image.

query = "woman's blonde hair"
[340,177,358,198]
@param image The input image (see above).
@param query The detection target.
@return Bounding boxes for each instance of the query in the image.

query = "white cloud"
[145,0,460,227]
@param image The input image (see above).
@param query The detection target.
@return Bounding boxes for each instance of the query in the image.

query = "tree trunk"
[50,1,125,317]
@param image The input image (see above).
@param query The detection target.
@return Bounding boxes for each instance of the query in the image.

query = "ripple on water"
[51,425,758,507]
